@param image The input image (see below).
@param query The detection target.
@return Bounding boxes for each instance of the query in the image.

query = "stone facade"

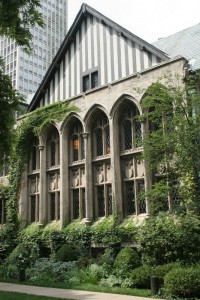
[19,57,187,226]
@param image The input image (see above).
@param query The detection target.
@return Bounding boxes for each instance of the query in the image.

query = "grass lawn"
[0,291,74,300]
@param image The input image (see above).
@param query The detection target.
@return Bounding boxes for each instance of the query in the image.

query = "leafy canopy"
[0,58,24,163]
[0,0,44,52]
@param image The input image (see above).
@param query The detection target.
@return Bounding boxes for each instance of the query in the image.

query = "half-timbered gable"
[28,3,168,112]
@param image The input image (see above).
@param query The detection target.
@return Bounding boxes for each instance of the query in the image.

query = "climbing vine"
[0,100,77,252]
[140,71,200,214]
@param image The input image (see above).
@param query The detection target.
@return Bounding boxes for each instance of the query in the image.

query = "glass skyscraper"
[0,0,68,102]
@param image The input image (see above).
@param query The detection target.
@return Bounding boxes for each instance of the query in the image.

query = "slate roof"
[153,23,200,71]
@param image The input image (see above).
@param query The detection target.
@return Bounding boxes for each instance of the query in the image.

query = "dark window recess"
[82,71,99,92]
[91,71,98,88]
[73,190,79,219]
[97,186,105,217]
[50,142,56,166]
[83,75,89,92]
[50,193,56,221]
[126,181,135,214]
[31,195,36,222]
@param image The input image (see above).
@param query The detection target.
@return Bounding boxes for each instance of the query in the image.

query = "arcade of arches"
[21,96,177,226]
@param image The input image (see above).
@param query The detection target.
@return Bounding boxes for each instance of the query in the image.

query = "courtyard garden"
[1,213,200,299]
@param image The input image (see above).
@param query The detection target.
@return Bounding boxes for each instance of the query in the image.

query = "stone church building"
[2,4,189,226]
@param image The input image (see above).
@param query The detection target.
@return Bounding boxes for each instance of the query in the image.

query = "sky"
[68,0,200,43]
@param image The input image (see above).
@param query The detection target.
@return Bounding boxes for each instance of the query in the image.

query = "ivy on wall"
[0,100,77,252]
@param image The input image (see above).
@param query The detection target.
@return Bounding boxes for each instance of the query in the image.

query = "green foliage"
[114,247,141,277]
[118,217,137,243]
[3,241,39,278]
[144,180,169,215]
[26,258,77,283]
[129,265,152,289]
[100,275,122,287]
[78,264,105,285]
[1,101,76,254]
[0,58,24,164]
[140,72,200,214]
[152,262,181,279]
[0,0,44,52]
[63,220,91,248]
[137,213,200,266]
[55,244,79,262]
[91,216,120,244]
[164,266,200,298]
[98,247,117,274]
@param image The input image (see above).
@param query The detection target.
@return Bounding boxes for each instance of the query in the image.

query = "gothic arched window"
[47,128,60,168]
[93,113,110,157]
[70,122,85,162]
[120,105,142,151]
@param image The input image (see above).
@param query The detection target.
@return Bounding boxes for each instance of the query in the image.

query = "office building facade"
[0,0,68,101]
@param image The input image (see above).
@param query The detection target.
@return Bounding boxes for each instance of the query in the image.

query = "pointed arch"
[110,93,142,119]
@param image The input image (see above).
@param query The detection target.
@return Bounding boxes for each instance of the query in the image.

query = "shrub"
[79,263,105,284]
[137,213,200,266]
[114,247,141,277]
[130,265,152,289]
[26,258,77,283]
[99,275,122,287]
[91,217,120,245]
[152,262,181,280]
[98,247,116,274]
[55,244,79,262]
[164,266,200,298]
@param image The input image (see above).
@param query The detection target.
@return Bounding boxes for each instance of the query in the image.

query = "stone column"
[38,144,46,225]
[60,131,70,225]
[110,118,123,218]
[82,132,92,224]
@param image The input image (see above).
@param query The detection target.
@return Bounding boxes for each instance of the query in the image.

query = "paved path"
[0,282,160,300]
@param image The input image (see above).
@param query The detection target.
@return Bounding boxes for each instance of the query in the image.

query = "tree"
[0,0,44,165]
[0,58,24,164]
[141,71,200,214]
[0,0,44,52]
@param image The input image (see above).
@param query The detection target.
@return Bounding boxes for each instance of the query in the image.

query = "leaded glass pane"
[83,74,89,92]
[72,135,79,161]
[50,193,56,221]
[50,141,56,166]
[107,185,112,215]
[105,126,110,154]
[31,195,36,222]
[135,121,142,147]
[91,71,98,88]
[126,181,135,214]
[96,128,103,156]
[81,135,85,159]
[73,190,79,219]
[138,180,146,213]
[124,120,132,150]
[57,193,60,220]
[82,189,86,218]
[97,186,105,217]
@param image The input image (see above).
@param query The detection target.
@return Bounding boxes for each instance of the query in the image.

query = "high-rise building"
[0,0,68,102]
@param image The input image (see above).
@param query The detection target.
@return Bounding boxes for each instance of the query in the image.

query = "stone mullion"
[38,143,47,225]
[60,131,69,225]
[110,118,123,219]
[82,132,92,224]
